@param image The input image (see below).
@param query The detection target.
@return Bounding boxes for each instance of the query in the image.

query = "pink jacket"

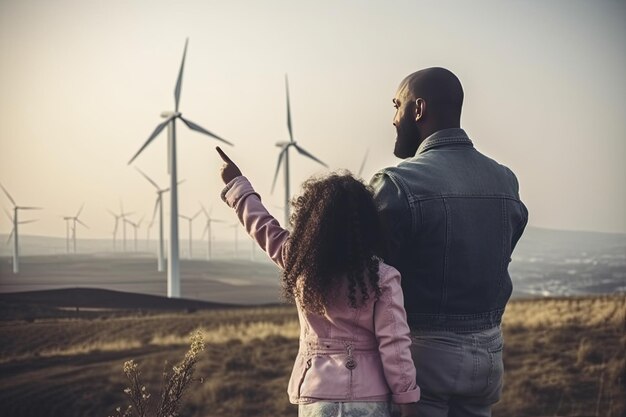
[221,176,420,404]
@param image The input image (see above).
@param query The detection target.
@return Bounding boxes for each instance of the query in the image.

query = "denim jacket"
[370,128,528,332]
[221,176,420,405]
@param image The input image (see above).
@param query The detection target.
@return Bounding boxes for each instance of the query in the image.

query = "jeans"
[299,401,391,417]
[409,326,504,417]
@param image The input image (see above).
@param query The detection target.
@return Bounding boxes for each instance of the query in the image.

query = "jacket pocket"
[298,353,351,399]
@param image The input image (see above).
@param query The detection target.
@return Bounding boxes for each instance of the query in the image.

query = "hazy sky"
[0,0,625,241]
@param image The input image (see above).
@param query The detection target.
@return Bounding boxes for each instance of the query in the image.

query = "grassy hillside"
[0,293,623,417]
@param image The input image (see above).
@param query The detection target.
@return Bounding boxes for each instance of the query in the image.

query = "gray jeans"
[409,326,504,417]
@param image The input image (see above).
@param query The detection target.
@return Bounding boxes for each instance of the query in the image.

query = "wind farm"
[1,1,626,414]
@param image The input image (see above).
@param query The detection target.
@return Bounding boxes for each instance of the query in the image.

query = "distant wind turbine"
[136,167,180,271]
[108,203,133,252]
[68,203,88,253]
[200,204,224,260]
[179,209,201,259]
[1,183,41,274]
[125,215,144,252]
[272,75,328,226]
[128,39,233,298]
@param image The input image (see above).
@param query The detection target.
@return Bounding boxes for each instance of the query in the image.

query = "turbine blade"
[358,148,369,177]
[6,228,14,244]
[0,183,16,206]
[199,202,208,218]
[271,147,286,193]
[179,116,234,146]
[107,209,117,218]
[18,206,43,210]
[18,219,38,225]
[192,209,202,220]
[201,224,209,239]
[174,38,188,112]
[135,167,160,190]
[293,144,328,167]
[3,207,12,221]
[285,74,293,142]
[128,116,175,165]
[76,219,89,229]
[150,197,159,224]
[75,203,85,218]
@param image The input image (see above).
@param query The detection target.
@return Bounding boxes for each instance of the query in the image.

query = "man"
[370,67,528,417]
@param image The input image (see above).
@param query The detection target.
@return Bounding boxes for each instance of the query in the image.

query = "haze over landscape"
[1,0,625,242]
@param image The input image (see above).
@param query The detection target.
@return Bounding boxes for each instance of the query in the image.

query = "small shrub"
[108,330,205,417]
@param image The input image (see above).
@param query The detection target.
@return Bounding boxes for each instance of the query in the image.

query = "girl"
[216,147,419,417]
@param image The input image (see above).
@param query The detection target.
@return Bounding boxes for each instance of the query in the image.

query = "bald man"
[370,68,528,417]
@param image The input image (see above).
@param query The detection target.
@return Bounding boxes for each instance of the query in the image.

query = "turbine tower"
[108,203,133,252]
[136,167,175,271]
[1,183,41,274]
[179,209,201,259]
[200,204,224,260]
[125,215,144,252]
[272,75,328,226]
[69,203,88,253]
[128,39,233,298]
[61,216,72,253]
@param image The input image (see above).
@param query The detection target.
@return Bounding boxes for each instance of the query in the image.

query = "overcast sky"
[0,0,624,241]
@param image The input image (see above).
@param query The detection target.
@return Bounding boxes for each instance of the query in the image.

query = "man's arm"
[369,171,412,268]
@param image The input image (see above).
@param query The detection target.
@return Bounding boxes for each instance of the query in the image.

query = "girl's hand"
[216,146,243,184]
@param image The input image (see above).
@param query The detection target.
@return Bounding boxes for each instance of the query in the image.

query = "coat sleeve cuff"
[220,176,258,208]
[392,386,420,404]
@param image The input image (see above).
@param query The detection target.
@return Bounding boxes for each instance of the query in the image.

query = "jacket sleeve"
[221,176,289,269]
[369,171,412,268]
[373,263,420,404]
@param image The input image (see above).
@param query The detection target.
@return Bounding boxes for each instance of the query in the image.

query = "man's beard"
[393,121,420,159]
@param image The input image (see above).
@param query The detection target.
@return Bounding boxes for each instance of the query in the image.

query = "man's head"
[392,67,464,158]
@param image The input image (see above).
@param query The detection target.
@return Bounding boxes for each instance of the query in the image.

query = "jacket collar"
[416,128,473,155]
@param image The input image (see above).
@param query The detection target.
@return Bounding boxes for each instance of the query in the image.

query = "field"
[0,290,623,417]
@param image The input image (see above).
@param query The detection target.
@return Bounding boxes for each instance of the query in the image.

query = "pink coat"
[221,176,420,404]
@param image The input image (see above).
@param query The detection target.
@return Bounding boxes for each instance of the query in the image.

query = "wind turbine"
[1,183,41,274]
[61,216,72,253]
[136,167,176,271]
[108,203,133,252]
[179,209,201,259]
[272,75,328,226]
[125,215,144,252]
[128,39,233,298]
[69,203,88,253]
[200,204,224,260]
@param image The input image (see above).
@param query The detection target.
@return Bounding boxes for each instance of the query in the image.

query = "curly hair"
[282,171,384,315]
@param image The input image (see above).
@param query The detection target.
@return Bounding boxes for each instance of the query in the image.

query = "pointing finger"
[215,146,232,163]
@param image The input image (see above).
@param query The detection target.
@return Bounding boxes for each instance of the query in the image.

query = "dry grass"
[0,295,623,417]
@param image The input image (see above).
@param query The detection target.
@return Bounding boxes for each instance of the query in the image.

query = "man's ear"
[414,98,426,122]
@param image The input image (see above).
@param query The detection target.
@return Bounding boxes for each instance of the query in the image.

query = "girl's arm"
[373,263,420,405]
[221,175,289,269]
